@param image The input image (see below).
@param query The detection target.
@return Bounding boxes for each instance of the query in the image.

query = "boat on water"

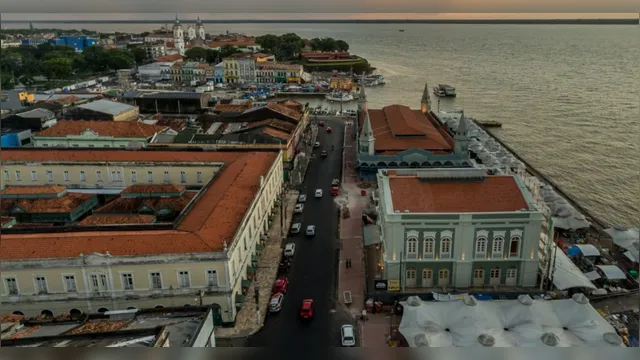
[399,29,405,32]
[363,74,386,86]
[325,92,354,102]
[433,84,456,97]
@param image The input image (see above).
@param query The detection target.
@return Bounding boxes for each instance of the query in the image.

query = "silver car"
[294,204,304,213]
[290,223,302,234]
[298,194,307,203]
[306,225,316,237]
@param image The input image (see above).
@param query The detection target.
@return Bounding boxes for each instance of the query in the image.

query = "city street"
[249,118,354,348]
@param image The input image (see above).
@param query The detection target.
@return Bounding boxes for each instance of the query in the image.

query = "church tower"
[196,16,206,40]
[421,81,431,114]
[358,110,375,155]
[172,15,185,55]
[454,110,470,156]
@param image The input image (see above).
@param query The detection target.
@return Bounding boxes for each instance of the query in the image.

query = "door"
[438,269,450,287]
[90,274,109,295]
[422,269,433,287]
[505,268,518,286]
[405,268,417,287]
[473,269,485,286]
[489,268,501,285]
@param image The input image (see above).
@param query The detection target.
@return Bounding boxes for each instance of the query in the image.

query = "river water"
[5,22,639,226]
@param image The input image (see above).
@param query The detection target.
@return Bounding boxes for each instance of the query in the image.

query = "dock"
[475,120,502,128]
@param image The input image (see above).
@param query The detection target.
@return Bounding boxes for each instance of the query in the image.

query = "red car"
[320,150,328,158]
[273,277,289,294]
[326,127,332,133]
[319,121,325,127]
[299,299,314,320]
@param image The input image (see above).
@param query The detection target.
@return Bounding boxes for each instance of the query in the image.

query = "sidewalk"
[360,312,401,347]
[216,190,299,338]
[291,122,319,186]
[337,120,369,319]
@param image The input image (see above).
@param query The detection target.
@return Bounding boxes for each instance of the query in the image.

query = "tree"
[255,34,279,53]
[1,72,15,90]
[130,47,148,65]
[335,40,349,52]
[220,45,241,58]
[82,45,108,71]
[205,49,220,64]
[18,74,36,87]
[106,54,134,70]
[185,47,208,62]
[42,57,73,80]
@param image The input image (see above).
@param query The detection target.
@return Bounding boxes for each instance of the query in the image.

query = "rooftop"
[1,193,95,214]
[120,184,185,195]
[154,54,183,62]
[363,105,453,153]
[385,171,530,213]
[35,120,167,138]
[14,108,55,119]
[78,214,157,226]
[265,102,303,121]
[76,100,137,116]
[0,150,279,260]
[1,185,66,196]
[214,104,252,113]
[122,91,204,100]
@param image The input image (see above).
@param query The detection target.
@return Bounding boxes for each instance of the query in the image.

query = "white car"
[294,204,304,213]
[314,142,320,148]
[315,189,323,198]
[284,243,296,257]
[332,179,340,186]
[306,225,315,237]
[298,194,307,203]
[341,324,356,347]
[290,223,302,234]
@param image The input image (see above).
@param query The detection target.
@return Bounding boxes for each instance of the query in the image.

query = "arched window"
[492,236,504,258]
[509,236,521,257]
[40,309,54,318]
[97,308,109,313]
[407,237,418,259]
[69,309,83,318]
[423,237,435,258]
[475,236,487,257]
[440,237,452,259]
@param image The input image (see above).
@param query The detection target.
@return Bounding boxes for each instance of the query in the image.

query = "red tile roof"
[35,120,167,138]
[0,151,279,260]
[214,104,252,112]
[94,191,195,214]
[1,185,66,196]
[262,127,291,140]
[266,102,303,121]
[363,105,453,153]
[155,54,183,62]
[1,149,241,164]
[78,214,156,226]
[2,193,95,213]
[388,175,529,213]
[120,184,185,194]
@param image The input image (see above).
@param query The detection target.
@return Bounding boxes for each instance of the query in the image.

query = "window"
[489,268,501,285]
[64,275,77,292]
[476,237,487,257]
[46,170,54,181]
[492,236,504,258]
[163,171,170,184]
[63,171,70,181]
[121,273,134,291]
[111,170,122,182]
[150,272,162,290]
[131,171,137,184]
[96,170,103,182]
[3,170,9,181]
[180,171,187,184]
[90,274,109,294]
[35,276,48,294]
[80,171,86,181]
[15,170,21,182]
[406,237,417,259]
[5,278,18,295]
[423,237,435,258]
[178,271,190,288]
[440,237,452,259]
[206,270,218,287]
[88,144,95,148]
[147,171,153,183]
[31,170,38,181]
[196,171,203,183]
[509,236,521,257]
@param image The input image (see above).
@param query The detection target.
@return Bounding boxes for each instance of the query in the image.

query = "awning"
[552,244,597,290]
[235,294,246,304]
[247,265,256,274]
[624,251,638,263]
[242,279,251,289]
[584,271,601,281]
[572,244,600,257]
[596,265,627,280]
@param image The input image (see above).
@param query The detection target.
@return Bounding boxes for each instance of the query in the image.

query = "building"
[375,168,544,290]
[1,306,217,347]
[0,149,284,324]
[171,62,213,85]
[208,41,260,53]
[21,38,50,47]
[1,40,21,49]
[1,128,32,148]
[31,120,167,148]
[329,76,353,91]
[257,63,304,84]
[47,36,98,52]
[252,53,275,63]
[143,41,167,59]
[137,62,174,82]
[223,53,256,84]
[1,108,57,132]
[63,100,140,122]
[120,91,213,114]
[355,83,472,180]
[155,54,184,63]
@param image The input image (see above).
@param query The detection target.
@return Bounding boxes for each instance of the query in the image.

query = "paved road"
[249,118,354,348]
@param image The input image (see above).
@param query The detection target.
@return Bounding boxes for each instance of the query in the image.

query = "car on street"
[332,179,340,186]
[319,121,325,127]
[278,258,291,274]
[320,150,328,158]
[326,127,332,133]
[273,277,289,294]
[341,325,356,347]
[306,225,315,237]
[299,299,314,320]
[269,293,284,313]
[315,189,323,198]
[290,223,302,234]
[314,142,320,148]
[331,186,340,196]
[294,204,304,213]
[298,194,307,203]
[284,243,296,257]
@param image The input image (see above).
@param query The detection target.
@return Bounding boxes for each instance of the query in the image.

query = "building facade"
[376,168,544,290]
[256,63,304,84]
[223,54,256,84]
[0,150,284,325]
[171,62,213,85]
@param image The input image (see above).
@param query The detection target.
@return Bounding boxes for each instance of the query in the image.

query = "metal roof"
[121,91,203,100]
[77,100,137,115]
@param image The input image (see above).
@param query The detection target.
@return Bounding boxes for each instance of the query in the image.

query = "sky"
[0,0,637,17]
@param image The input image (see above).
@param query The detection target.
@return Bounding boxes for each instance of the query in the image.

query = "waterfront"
[4,22,638,226]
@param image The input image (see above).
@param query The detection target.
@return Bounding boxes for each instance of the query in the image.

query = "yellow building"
[17,91,35,104]
[0,149,284,325]
[330,77,353,91]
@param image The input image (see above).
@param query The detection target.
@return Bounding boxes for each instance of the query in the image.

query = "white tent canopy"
[596,265,627,280]
[399,294,623,347]
[551,243,597,290]
[603,227,639,263]
[573,244,600,257]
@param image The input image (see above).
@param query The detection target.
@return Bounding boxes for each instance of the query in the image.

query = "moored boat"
[325,92,354,102]
[433,84,456,97]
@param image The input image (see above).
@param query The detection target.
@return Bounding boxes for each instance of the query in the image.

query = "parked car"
[326,127,332,133]
[269,293,284,313]
[290,223,302,234]
[315,189,323,198]
[278,258,291,274]
[314,142,320,148]
[341,325,356,347]
[273,277,289,294]
[294,204,304,213]
[319,121,325,127]
[320,150,328,158]
[331,186,340,196]
[332,179,340,186]
[299,299,314,320]
[298,194,307,203]
[284,243,296,257]
[306,225,316,237]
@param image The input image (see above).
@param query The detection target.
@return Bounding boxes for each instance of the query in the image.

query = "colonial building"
[0,149,284,325]
[356,82,472,180]
[171,62,213,85]
[171,16,207,56]
[256,63,304,84]
[223,53,256,84]
[376,168,544,290]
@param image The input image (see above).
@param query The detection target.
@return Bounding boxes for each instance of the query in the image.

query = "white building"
[376,168,544,290]
[137,62,175,82]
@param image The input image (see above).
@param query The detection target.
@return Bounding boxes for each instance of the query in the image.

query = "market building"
[62,100,140,122]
